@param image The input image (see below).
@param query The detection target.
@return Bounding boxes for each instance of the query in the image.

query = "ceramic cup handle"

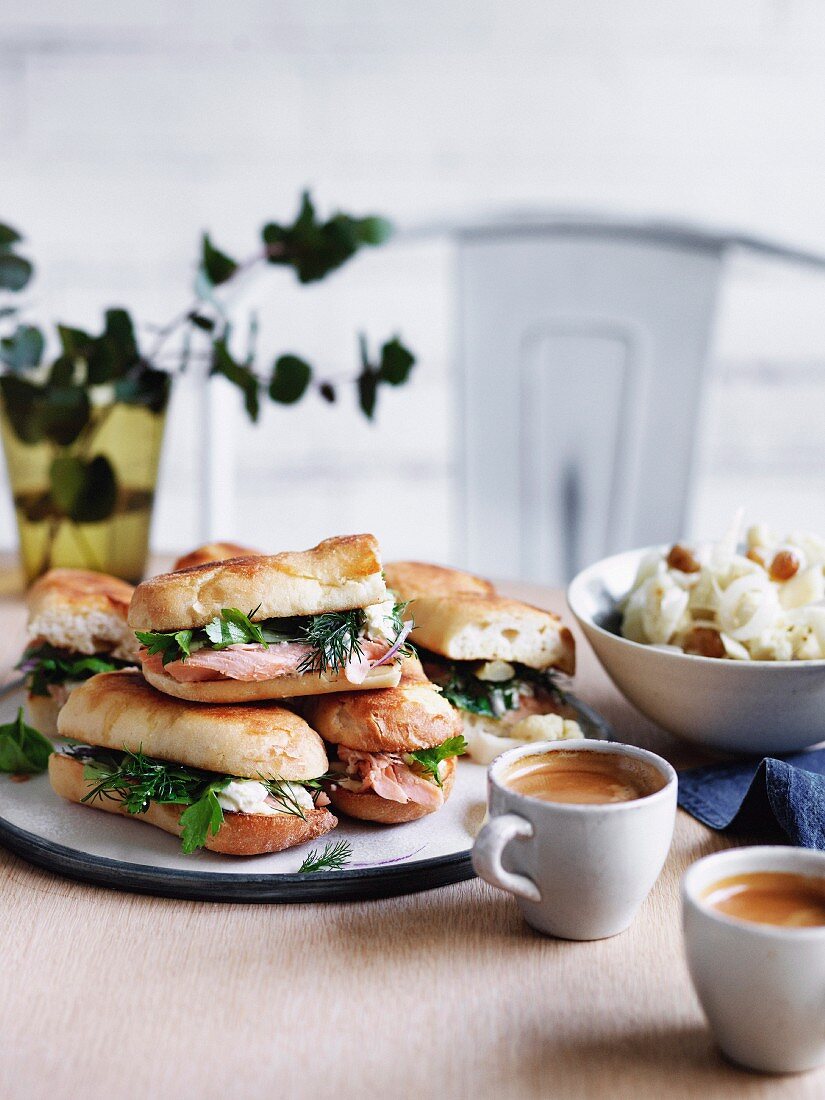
[472,813,541,902]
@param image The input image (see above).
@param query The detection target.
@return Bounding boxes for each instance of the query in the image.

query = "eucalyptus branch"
[0,191,417,478]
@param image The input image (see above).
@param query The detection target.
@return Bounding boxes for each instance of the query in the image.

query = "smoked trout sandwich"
[306,656,467,824]
[128,535,412,704]
[408,593,583,765]
[19,568,140,737]
[49,670,337,855]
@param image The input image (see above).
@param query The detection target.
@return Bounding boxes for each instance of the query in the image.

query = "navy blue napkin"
[678,748,825,849]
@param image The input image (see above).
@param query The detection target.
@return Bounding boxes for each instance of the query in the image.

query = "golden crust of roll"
[26,568,139,661]
[410,594,575,674]
[384,561,495,601]
[26,693,61,739]
[48,754,337,856]
[306,657,462,753]
[172,542,262,572]
[328,757,456,823]
[56,670,329,780]
[141,660,402,704]
[129,534,387,631]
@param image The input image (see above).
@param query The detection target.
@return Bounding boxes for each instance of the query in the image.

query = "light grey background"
[2,1,825,575]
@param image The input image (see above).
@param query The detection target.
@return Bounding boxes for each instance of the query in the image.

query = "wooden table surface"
[0,571,822,1100]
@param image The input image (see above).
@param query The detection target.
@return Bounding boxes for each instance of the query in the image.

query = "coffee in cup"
[702,870,825,929]
[503,749,667,806]
[472,739,677,939]
[683,846,825,1073]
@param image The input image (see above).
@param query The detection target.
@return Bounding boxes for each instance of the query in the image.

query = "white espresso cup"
[471,739,677,939]
[683,846,825,1074]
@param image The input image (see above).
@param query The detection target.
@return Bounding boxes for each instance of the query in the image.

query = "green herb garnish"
[408,735,468,787]
[74,745,321,853]
[298,839,352,873]
[134,628,195,665]
[296,610,366,676]
[18,643,131,695]
[263,775,328,821]
[0,707,52,774]
[436,663,522,718]
[136,603,411,678]
[178,781,231,853]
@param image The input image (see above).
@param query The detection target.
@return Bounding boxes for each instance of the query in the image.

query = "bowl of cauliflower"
[567,518,825,753]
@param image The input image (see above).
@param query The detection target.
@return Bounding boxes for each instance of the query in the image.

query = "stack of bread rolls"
[26,536,478,856]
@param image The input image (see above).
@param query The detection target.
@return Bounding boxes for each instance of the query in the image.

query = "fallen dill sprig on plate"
[298,838,352,873]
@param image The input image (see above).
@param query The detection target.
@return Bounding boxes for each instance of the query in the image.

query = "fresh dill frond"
[79,747,232,851]
[81,747,201,814]
[298,839,353,874]
[296,610,366,676]
[261,775,324,820]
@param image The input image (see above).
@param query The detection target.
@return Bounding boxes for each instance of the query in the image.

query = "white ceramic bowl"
[567,546,825,755]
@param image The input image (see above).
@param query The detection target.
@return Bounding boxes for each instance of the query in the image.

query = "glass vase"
[0,385,170,584]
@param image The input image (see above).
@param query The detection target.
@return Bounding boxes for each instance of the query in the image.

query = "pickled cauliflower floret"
[620,516,825,661]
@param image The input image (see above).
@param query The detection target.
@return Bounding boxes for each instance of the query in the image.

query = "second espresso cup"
[472,739,677,939]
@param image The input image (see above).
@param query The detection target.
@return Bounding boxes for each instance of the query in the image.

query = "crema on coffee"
[702,871,825,929]
[503,750,667,805]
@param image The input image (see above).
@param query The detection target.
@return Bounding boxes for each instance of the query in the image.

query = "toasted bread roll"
[172,542,262,572]
[384,561,495,601]
[410,594,575,674]
[26,568,139,662]
[307,657,461,753]
[328,758,456,823]
[57,670,329,780]
[129,534,387,632]
[141,660,402,704]
[49,754,337,856]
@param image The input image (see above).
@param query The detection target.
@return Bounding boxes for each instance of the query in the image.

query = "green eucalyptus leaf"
[319,382,336,404]
[269,354,312,404]
[0,253,32,292]
[0,375,47,443]
[104,308,138,359]
[262,191,391,284]
[354,215,393,245]
[357,368,378,420]
[114,368,171,413]
[0,377,91,446]
[210,338,260,422]
[48,356,76,387]
[57,325,93,359]
[49,454,85,514]
[41,386,91,446]
[0,223,22,247]
[201,234,238,287]
[378,337,415,386]
[0,325,44,371]
[50,454,117,523]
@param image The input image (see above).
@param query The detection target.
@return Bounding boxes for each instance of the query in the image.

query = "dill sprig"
[77,746,232,852]
[81,747,210,814]
[296,610,366,676]
[136,602,411,678]
[262,774,327,820]
[298,839,352,873]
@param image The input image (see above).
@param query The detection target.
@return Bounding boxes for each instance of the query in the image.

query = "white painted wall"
[2,1,825,574]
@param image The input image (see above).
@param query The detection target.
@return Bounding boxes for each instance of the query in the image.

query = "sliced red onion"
[369,620,413,671]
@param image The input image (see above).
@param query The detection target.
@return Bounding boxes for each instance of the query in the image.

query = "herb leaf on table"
[0,707,52,774]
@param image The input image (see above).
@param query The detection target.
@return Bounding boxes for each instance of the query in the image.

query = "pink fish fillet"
[336,747,444,809]
[141,640,390,683]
